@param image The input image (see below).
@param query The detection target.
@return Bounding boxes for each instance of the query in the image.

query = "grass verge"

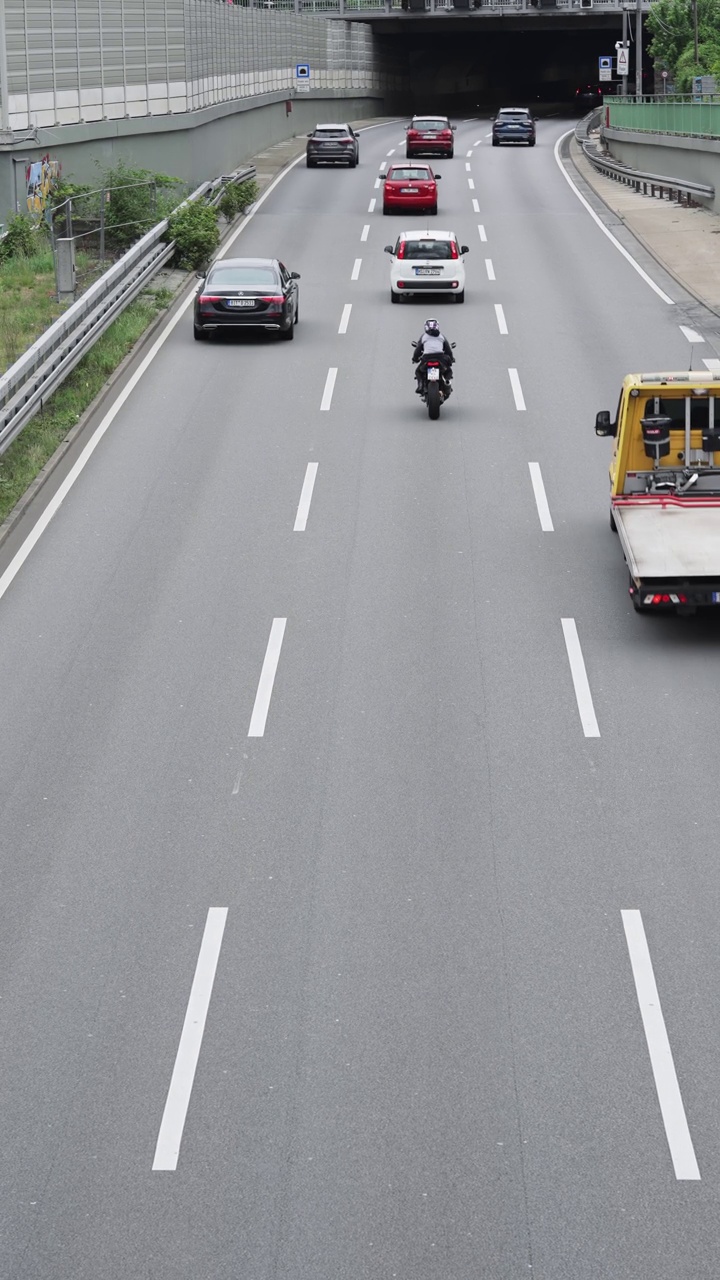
[0,247,106,373]
[0,288,173,526]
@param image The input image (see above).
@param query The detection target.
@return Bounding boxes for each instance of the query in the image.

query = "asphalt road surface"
[2,117,720,1280]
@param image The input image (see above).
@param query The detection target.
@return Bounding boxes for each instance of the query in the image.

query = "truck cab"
[596,372,720,613]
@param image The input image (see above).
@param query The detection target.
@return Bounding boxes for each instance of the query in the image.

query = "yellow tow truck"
[596,371,720,614]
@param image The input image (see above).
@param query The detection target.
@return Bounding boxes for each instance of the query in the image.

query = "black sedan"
[491,107,536,147]
[193,257,300,341]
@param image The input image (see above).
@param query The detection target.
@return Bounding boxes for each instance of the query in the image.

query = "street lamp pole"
[635,0,642,98]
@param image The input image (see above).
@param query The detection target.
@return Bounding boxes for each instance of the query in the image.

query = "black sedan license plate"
[227,299,255,307]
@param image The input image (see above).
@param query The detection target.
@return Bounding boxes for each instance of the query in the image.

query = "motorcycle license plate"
[415,268,441,276]
[227,299,255,307]
[427,367,440,382]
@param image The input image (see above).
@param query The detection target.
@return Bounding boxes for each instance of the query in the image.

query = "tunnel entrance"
[370,17,652,113]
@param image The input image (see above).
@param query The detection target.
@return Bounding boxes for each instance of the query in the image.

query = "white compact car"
[384,229,469,303]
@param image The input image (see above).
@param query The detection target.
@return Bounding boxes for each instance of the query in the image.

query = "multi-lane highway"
[2,115,720,1279]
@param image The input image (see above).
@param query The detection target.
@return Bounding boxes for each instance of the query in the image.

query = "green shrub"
[218,177,259,220]
[0,214,39,262]
[98,159,182,250]
[165,200,220,270]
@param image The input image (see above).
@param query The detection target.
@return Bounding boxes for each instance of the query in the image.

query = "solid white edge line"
[494,302,507,334]
[553,130,674,305]
[560,618,600,738]
[508,367,526,411]
[679,325,704,344]
[320,366,338,412]
[478,224,487,241]
[485,258,495,281]
[293,461,319,532]
[338,303,352,334]
[351,258,362,280]
[528,462,554,531]
[368,198,376,213]
[621,910,701,1181]
[360,224,370,242]
[152,907,228,1172]
[248,618,287,737]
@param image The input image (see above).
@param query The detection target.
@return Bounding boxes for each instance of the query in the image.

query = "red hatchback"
[381,164,441,216]
[406,115,455,159]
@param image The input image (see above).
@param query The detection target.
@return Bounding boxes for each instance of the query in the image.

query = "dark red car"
[381,163,440,216]
[406,115,455,159]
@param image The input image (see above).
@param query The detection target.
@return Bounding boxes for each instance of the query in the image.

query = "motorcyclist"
[412,318,454,394]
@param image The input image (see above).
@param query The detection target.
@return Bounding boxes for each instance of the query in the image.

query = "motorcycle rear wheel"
[427,382,441,420]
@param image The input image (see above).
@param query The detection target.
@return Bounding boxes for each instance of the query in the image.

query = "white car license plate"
[414,268,441,276]
[227,299,255,307]
[427,367,440,382]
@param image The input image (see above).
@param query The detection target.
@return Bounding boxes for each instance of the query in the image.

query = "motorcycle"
[411,340,456,420]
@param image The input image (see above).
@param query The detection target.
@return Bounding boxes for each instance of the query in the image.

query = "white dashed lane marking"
[508,367,525,410]
[294,463,319,532]
[528,463,553,532]
[321,367,338,411]
[622,909,701,1181]
[561,619,600,738]
[338,303,352,334]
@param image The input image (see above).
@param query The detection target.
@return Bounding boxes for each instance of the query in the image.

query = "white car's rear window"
[402,240,454,260]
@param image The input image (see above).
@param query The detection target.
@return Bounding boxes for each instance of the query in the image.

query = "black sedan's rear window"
[208,266,279,288]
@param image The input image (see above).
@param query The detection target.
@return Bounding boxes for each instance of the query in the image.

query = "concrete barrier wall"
[603,127,720,212]
[0,91,386,218]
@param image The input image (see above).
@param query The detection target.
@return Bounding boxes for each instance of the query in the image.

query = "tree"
[647,0,720,78]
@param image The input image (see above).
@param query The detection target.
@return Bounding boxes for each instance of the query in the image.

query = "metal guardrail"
[0,165,255,457]
[574,115,714,205]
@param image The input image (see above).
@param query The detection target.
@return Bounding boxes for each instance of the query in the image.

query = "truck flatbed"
[613,496,720,578]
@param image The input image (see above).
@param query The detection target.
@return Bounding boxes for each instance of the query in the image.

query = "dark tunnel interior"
[373,20,653,113]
